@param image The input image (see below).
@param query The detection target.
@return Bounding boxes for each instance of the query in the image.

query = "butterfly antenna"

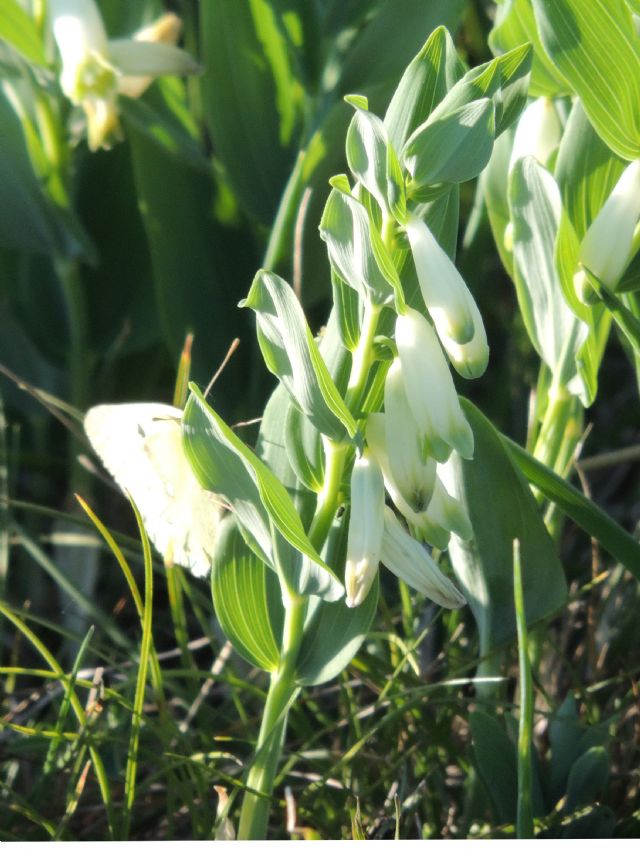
[204,338,240,400]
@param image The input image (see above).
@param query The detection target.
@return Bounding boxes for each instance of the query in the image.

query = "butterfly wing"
[84,403,220,576]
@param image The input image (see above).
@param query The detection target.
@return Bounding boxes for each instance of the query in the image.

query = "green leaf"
[384,25,466,152]
[331,271,362,352]
[549,694,583,802]
[200,0,303,223]
[319,186,403,307]
[403,98,496,189]
[502,433,640,578]
[427,45,532,137]
[241,270,357,441]
[0,92,56,254]
[0,89,90,257]
[296,514,379,686]
[119,86,210,174]
[490,0,570,97]
[284,404,324,493]
[508,156,586,391]
[555,100,627,240]
[0,0,46,65]
[584,271,640,357]
[255,381,315,525]
[532,0,640,160]
[493,43,534,134]
[296,584,378,685]
[183,384,343,601]
[345,103,405,221]
[470,711,518,823]
[444,400,567,653]
[211,516,283,672]
[565,747,609,814]
[126,97,250,379]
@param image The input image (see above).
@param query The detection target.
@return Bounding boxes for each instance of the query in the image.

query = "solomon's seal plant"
[177,31,535,839]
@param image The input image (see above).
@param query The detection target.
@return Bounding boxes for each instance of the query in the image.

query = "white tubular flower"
[50,0,198,150]
[437,295,489,380]
[366,413,448,549]
[395,309,474,463]
[382,360,436,512]
[579,159,640,288]
[509,97,562,172]
[380,507,466,608]
[391,475,472,551]
[345,449,386,608]
[367,414,471,550]
[405,215,478,345]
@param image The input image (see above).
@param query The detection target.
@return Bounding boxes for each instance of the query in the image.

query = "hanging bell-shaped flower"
[382,360,436,513]
[395,309,474,463]
[405,216,489,379]
[345,449,386,608]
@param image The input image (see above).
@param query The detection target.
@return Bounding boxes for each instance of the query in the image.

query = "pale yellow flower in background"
[50,0,198,150]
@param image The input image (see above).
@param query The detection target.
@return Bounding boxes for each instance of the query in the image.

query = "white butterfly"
[84,403,222,577]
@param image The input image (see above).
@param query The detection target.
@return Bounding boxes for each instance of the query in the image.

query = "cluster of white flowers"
[345,216,489,608]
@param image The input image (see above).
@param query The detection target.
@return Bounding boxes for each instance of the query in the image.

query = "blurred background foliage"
[1,0,639,840]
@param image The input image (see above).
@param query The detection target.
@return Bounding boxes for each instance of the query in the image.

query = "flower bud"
[405,216,489,377]
[380,507,466,608]
[579,159,640,288]
[509,97,562,172]
[395,309,474,463]
[345,449,385,608]
[381,361,436,512]
[405,215,476,345]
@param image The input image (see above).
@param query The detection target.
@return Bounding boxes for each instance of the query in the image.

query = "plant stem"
[345,300,381,412]
[513,539,534,839]
[237,592,305,840]
[307,438,348,550]
[532,382,572,475]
